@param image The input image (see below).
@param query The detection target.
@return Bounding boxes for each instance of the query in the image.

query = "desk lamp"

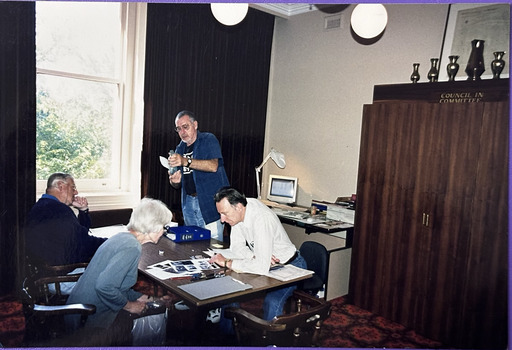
[255,148,286,199]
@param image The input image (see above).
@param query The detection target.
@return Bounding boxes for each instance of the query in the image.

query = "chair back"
[225,290,332,347]
[299,241,329,295]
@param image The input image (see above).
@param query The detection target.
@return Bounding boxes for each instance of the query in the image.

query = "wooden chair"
[224,290,332,347]
[25,259,89,302]
[21,262,95,345]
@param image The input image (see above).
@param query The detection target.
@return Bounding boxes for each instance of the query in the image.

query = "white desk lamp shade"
[255,148,286,199]
[350,4,388,39]
[211,3,249,26]
[268,148,286,169]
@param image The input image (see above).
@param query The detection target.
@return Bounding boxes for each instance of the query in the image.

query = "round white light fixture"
[211,3,249,26]
[350,4,388,39]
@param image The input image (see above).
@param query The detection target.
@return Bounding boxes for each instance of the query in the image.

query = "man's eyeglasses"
[63,182,77,190]
[175,124,191,133]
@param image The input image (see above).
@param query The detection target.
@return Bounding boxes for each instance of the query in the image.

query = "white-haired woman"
[65,198,173,345]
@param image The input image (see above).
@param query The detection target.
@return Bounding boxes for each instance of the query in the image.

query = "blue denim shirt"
[175,131,230,224]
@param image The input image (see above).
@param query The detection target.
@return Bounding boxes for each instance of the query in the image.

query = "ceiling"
[249,3,313,17]
[250,3,351,18]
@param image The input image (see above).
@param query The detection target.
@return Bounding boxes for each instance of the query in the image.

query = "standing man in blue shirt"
[168,110,230,241]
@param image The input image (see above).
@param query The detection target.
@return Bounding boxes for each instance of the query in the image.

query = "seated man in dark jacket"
[25,172,106,267]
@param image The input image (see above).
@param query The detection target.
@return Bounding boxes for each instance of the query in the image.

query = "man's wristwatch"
[187,157,192,167]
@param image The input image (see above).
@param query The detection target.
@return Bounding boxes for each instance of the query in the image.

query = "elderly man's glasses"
[60,181,77,190]
[175,124,191,133]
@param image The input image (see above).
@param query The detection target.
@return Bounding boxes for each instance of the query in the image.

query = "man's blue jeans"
[263,253,307,320]
[182,195,205,227]
[182,195,223,241]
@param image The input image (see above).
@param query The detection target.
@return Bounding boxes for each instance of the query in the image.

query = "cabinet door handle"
[422,213,430,227]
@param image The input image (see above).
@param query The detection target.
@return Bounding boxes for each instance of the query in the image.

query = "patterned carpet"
[0,295,25,347]
[319,296,445,348]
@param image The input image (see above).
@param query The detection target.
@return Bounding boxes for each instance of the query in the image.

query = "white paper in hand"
[159,156,171,170]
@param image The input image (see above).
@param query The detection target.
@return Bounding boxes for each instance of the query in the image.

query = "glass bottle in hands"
[168,150,178,174]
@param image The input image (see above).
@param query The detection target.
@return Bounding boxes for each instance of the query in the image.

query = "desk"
[137,237,312,309]
[274,213,354,246]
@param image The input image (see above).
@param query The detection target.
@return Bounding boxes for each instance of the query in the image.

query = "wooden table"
[138,236,311,309]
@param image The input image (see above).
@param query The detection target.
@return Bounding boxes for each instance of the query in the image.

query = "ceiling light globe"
[350,4,388,39]
[211,3,249,26]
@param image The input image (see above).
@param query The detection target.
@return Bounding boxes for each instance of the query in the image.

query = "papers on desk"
[266,265,314,282]
[271,207,309,219]
[145,267,178,280]
[298,216,327,224]
[89,224,127,239]
[178,276,252,300]
[270,207,328,224]
[314,221,353,230]
[145,258,217,280]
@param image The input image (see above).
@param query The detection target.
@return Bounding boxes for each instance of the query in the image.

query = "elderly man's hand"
[72,196,89,211]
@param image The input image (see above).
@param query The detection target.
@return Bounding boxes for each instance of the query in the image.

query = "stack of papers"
[267,265,314,282]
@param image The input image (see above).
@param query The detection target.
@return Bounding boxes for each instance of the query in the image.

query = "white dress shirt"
[229,198,297,275]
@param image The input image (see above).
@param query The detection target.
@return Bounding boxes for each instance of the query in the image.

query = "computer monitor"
[266,174,298,205]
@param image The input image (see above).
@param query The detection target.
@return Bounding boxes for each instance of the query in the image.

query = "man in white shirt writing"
[209,187,307,320]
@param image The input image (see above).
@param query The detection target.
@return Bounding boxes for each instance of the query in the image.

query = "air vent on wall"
[324,14,342,31]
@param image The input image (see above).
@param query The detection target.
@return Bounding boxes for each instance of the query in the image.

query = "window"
[36,2,147,210]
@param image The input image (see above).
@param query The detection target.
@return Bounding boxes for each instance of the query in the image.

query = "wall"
[263,4,449,206]
[0,2,36,295]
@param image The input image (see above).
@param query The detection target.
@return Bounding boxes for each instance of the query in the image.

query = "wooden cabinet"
[349,79,508,349]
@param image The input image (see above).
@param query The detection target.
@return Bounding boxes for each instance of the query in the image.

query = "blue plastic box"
[165,225,211,243]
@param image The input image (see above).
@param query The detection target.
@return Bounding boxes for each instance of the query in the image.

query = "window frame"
[35,2,147,210]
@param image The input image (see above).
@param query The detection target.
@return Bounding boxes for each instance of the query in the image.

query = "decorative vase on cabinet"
[427,58,439,82]
[465,39,485,80]
[491,51,506,79]
[427,58,439,83]
[410,63,420,83]
[446,55,459,81]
